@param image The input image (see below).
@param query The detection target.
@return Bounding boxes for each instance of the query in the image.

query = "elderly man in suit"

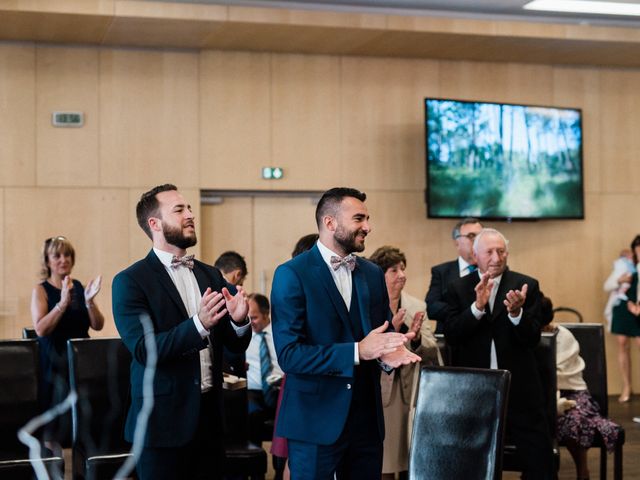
[271,187,420,480]
[113,184,251,480]
[425,217,482,333]
[444,227,553,479]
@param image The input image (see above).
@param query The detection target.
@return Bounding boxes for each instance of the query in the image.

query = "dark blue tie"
[467,264,477,273]
[258,331,277,408]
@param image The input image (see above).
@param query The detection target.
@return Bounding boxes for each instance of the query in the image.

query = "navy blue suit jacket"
[112,250,251,448]
[270,245,390,446]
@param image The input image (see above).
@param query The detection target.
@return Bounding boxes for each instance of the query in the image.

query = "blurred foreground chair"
[223,385,267,480]
[408,366,510,480]
[0,339,64,478]
[67,338,134,480]
[562,323,624,480]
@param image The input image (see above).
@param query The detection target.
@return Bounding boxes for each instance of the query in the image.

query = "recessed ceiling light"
[524,0,640,16]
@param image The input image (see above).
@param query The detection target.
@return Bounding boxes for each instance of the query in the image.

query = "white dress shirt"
[316,240,360,364]
[246,323,283,391]
[457,256,475,277]
[153,248,250,392]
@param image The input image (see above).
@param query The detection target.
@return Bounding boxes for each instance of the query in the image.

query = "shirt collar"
[458,256,472,274]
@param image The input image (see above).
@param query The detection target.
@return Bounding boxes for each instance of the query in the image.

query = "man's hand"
[222,286,249,324]
[627,300,640,316]
[380,346,421,368]
[474,272,493,311]
[358,321,415,361]
[198,288,227,329]
[503,283,528,317]
[391,308,406,332]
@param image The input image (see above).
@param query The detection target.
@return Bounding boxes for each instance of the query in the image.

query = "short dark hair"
[136,184,177,239]
[248,293,270,315]
[292,233,319,258]
[631,235,640,264]
[214,251,248,276]
[369,245,406,273]
[315,187,366,228]
[452,217,482,240]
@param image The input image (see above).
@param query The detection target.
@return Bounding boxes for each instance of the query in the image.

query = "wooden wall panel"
[3,188,130,338]
[599,69,640,194]
[36,45,99,186]
[99,49,199,188]
[271,53,341,190]
[552,67,601,194]
[0,44,35,186]
[340,57,438,191]
[199,51,271,189]
[200,198,254,291]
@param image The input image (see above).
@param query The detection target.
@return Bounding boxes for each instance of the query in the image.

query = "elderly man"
[444,227,553,479]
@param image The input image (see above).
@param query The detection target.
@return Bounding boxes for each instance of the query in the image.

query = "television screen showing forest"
[426,98,584,220]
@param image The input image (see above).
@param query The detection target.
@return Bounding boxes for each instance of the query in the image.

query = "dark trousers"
[137,390,225,480]
[507,409,555,480]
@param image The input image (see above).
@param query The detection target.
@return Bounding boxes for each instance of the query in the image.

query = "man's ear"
[323,215,336,233]
[148,217,162,233]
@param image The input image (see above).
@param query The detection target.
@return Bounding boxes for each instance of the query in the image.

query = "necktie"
[467,264,477,273]
[258,331,277,408]
[171,254,195,269]
[330,254,356,272]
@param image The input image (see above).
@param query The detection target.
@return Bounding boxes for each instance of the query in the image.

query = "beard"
[334,223,365,254]
[163,222,197,250]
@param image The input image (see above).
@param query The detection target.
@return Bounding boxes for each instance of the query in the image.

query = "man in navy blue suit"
[113,184,251,480]
[271,187,421,480]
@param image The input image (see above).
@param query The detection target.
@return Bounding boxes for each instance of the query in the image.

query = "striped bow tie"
[330,254,356,272]
[171,254,195,269]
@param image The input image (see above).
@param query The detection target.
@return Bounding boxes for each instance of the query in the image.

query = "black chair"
[22,328,37,339]
[553,307,584,323]
[0,339,64,478]
[561,323,625,480]
[502,330,560,476]
[409,366,511,480]
[223,387,267,480]
[67,338,134,480]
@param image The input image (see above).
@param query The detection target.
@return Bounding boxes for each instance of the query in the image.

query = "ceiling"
[151,0,640,27]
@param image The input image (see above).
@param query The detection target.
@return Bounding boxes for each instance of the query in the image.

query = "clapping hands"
[84,275,102,303]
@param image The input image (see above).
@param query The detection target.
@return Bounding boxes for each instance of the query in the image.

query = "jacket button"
[346,383,352,390]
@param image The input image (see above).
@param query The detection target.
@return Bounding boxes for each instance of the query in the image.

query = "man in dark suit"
[444,228,553,479]
[426,217,482,333]
[112,184,251,480]
[271,187,420,480]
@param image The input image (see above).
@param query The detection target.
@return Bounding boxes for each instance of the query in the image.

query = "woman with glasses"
[30,236,104,453]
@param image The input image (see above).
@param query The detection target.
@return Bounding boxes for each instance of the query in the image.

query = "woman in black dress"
[30,236,105,454]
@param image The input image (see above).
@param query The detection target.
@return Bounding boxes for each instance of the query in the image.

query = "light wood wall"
[1,42,639,393]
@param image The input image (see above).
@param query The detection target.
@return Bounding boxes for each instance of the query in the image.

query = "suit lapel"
[145,250,189,320]
[353,259,372,335]
[492,269,513,318]
[309,246,353,335]
[192,262,211,295]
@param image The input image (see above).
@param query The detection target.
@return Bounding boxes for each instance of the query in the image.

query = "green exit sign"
[52,112,84,127]
[262,167,284,179]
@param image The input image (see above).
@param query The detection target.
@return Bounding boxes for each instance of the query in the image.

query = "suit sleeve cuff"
[508,310,523,325]
[193,314,210,338]
[470,302,486,319]
[231,317,251,337]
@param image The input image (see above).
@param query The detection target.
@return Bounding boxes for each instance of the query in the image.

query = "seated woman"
[541,296,620,480]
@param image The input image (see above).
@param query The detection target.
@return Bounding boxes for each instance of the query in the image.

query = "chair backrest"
[537,330,558,438]
[22,328,37,339]
[67,338,131,455]
[561,323,608,416]
[409,366,511,480]
[0,340,40,453]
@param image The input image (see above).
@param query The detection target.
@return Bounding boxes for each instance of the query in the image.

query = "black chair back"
[67,338,132,480]
[0,340,40,454]
[561,323,608,416]
[409,366,511,480]
[537,330,558,438]
[22,328,37,340]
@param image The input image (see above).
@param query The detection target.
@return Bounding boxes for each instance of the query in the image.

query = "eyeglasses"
[456,233,478,240]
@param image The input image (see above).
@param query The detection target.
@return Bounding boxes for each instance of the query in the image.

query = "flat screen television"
[425,97,584,220]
